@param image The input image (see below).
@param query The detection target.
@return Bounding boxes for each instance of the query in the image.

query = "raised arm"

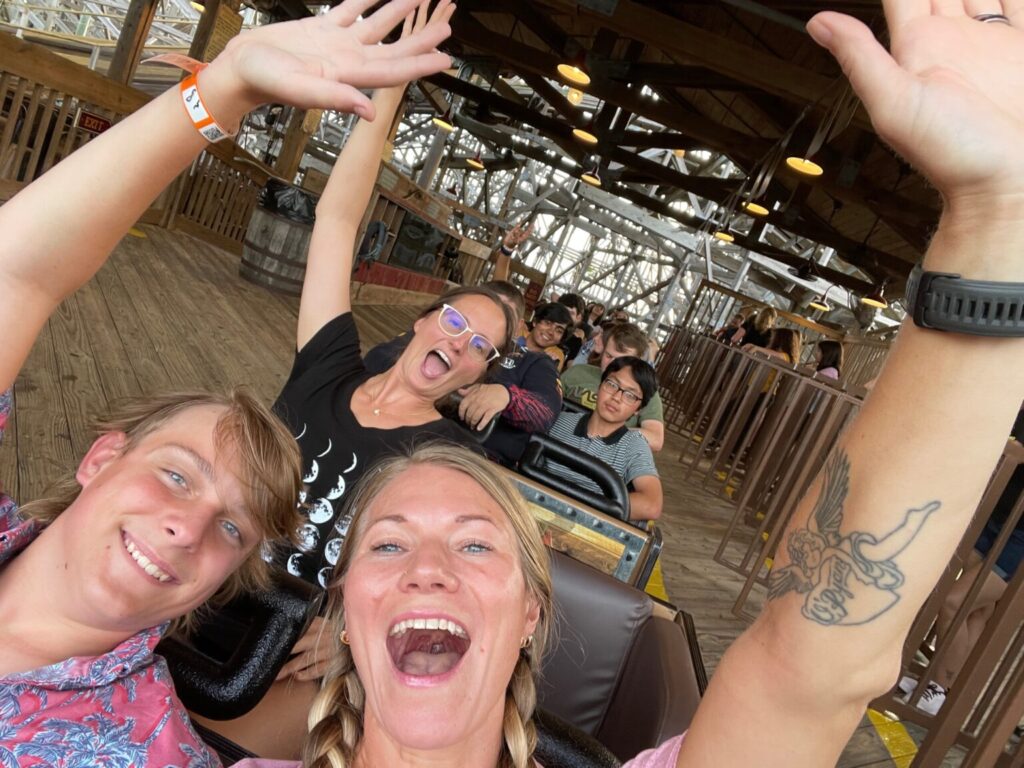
[678,2,1024,766]
[0,0,452,393]
[296,0,454,349]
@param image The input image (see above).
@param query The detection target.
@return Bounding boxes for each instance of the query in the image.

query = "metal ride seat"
[520,432,631,520]
[514,432,663,588]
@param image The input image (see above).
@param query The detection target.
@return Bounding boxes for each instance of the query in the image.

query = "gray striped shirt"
[547,412,658,495]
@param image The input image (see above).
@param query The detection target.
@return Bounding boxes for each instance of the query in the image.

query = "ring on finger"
[973,13,1012,24]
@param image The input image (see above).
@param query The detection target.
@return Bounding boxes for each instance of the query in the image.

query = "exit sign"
[77,110,112,135]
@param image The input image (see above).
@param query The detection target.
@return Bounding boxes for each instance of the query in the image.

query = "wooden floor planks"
[0,225,907,767]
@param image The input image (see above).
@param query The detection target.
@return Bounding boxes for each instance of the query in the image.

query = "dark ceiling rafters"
[445,6,936,282]
[299,0,941,289]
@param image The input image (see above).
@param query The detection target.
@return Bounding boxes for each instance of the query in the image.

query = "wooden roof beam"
[538,0,872,130]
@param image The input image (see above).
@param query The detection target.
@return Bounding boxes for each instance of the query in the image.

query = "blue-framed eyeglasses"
[438,304,501,363]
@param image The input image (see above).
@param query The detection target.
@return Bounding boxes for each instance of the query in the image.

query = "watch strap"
[906,264,1024,337]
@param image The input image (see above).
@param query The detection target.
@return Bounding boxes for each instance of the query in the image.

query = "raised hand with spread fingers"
[0,0,453,395]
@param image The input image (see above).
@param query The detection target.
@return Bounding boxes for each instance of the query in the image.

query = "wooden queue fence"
[673,278,891,390]
[658,328,863,620]
[659,318,1024,764]
[0,31,270,254]
[873,439,1024,767]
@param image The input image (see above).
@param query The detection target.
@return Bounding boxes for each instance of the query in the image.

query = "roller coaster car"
[513,432,662,589]
[163,548,704,767]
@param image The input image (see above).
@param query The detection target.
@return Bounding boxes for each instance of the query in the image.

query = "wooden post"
[188,0,243,64]
[274,108,322,183]
[107,0,159,85]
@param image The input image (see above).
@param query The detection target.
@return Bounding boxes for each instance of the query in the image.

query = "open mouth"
[386,617,470,677]
[122,531,175,584]
[422,349,452,379]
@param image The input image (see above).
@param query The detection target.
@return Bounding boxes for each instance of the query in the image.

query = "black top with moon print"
[273,312,481,588]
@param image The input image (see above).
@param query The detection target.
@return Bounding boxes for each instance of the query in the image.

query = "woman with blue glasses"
[271,7,513,593]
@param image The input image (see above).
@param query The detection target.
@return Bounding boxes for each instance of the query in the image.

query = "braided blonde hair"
[302,443,552,768]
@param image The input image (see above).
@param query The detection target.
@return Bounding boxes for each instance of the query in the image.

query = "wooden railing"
[658,329,863,620]
[0,31,270,253]
[672,279,892,389]
[873,439,1024,767]
[171,150,269,254]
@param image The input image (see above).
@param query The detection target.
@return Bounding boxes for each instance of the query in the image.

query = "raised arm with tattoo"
[677,2,1024,766]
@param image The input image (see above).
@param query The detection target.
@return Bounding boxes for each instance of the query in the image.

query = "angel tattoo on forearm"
[768,450,940,626]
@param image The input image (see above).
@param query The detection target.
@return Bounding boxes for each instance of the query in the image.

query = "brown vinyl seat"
[539,551,706,762]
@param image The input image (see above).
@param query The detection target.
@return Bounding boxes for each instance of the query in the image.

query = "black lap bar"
[519,433,630,520]
[158,569,322,721]
[534,708,622,768]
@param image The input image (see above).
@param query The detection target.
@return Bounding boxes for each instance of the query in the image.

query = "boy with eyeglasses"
[547,357,663,521]
[562,322,666,451]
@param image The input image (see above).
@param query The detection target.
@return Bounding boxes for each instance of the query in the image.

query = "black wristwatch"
[905,264,1024,337]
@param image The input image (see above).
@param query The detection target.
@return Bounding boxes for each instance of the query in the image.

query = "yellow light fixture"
[190,0,205,10]
[713,230,735,243]
[861,284,888,309]
[673,148,686,158]
[809,284,837,313]
[557,63,591,86]
[431,109,455,133]
[786,156,824,176]
[467,152,485,171]
[742,201,770,217]
[581,163,601,187]
[566,87,584,106]
[572,127,599,145]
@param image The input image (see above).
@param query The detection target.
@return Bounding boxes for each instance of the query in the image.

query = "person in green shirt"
[561,322,664,451]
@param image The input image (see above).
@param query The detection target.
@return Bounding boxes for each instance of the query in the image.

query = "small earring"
[340,630,350,645]
[520,634,534,649]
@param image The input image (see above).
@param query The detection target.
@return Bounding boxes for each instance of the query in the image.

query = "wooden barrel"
[239,206,313,296]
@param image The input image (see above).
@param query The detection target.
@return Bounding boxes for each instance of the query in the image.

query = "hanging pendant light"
[573,126,599,145]
[580,161,602,187]
[573,107,600,145]
[713,230,735,243]
[785,156,825,176]
[466,152,485,171]
[432,108,455,133]
[861,283,888,308]
[566,87,584,106]
[809,284,837,312]
[742,200,770,217]
[557,49,590,86]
